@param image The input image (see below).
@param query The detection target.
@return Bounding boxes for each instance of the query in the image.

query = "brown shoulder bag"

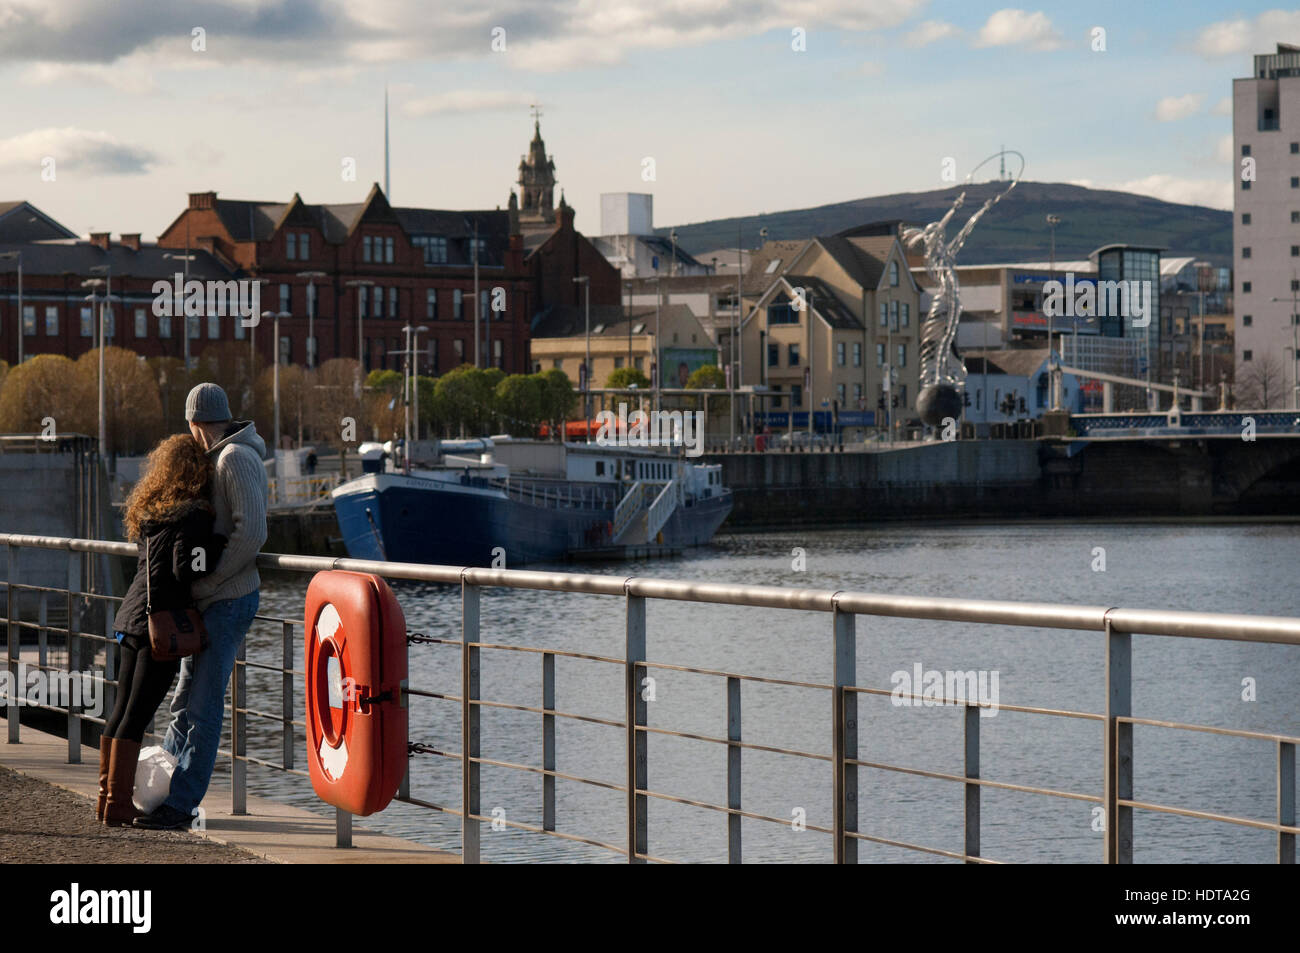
[146,534,210,662]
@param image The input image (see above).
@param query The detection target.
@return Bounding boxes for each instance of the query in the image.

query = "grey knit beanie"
[185,382,232,423]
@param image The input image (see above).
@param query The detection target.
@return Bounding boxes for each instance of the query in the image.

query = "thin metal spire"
[384,85,391,198]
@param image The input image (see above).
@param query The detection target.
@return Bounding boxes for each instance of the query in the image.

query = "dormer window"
[889,261,899,286]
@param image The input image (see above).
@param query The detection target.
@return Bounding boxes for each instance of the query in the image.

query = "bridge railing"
[1,531,1298,864]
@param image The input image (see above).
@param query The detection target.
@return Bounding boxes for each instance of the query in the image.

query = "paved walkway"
[1,723,459,864]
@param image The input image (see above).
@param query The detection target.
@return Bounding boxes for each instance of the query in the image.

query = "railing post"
[542,651,556,832]
[336,807,352,847]
[625,593,647,863]
[281,621,294,771]
[1279,741,1296,864]
[461,580,481,864]
[231,639,247,815]
[964,703,980,862]
[832,607,857,863]
[7,545,19,744]
[37,591,48,671]
[102,611,115,738]
[1104,616,1133,864]
[66,550,81,762]
[726,674,741,864]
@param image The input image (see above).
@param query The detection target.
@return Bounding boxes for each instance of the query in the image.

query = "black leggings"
[102,635,179,743]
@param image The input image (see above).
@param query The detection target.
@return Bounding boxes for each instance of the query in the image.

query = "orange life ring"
[305,570,408,817]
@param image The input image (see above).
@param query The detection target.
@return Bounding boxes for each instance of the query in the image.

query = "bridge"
[2,532,1298,863]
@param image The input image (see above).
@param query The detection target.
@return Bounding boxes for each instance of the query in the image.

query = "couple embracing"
[99,383,268,829]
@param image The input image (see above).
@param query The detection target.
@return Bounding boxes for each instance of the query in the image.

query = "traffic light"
[877,395,886,411]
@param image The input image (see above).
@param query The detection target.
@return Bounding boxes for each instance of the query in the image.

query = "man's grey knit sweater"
[191,420,268,611]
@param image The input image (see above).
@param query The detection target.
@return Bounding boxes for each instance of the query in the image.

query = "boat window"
[596,461,604,476]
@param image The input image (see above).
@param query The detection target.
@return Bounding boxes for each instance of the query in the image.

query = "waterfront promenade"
[0,724,458,864]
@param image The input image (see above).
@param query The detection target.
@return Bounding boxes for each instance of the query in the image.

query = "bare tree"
[76,348,164,455]
[1235,351,1288,409]
[0,354,92,437]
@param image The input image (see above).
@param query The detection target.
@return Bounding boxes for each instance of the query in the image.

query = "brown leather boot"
[103,738,141,827]
[96,735,111,822]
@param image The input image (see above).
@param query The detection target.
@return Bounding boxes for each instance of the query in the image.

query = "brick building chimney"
[188,191,217,210]
[120,233,141,251]
[89,232,110,250]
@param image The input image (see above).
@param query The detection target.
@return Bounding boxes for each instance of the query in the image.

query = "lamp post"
[574,275,590,441]
[1046,214,1061,409]
[403,324,429,444]
[299,270,326,368]
[471,217,481,368]
[262,309,292,453]
[163,252,196,369]
[1194,261,1213,393]
[0,251,22,365]
[345,278,374,398]
[670,228,678,279]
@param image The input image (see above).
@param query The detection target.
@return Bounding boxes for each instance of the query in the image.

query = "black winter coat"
[112,501,228,638]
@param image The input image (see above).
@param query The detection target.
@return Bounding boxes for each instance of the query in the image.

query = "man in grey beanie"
[136,382,268,830]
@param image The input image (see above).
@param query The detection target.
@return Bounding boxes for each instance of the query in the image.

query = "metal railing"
[2,531,1299,864]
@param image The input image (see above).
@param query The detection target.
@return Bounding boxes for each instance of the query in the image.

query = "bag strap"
[145,534,153,614]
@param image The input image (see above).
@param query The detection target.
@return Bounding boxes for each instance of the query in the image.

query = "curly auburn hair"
[123,434,214,541]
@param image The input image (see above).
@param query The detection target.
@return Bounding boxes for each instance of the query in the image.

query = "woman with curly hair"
[98,434,226,826]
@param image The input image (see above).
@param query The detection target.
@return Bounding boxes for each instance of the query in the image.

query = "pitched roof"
[531,303,697,338]
[961,348,1049,378]
[0,239,234,281]
[779,275,864,329]
[0,201,78,242]
[746,240,808,281]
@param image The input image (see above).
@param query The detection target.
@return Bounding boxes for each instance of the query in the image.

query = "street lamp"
[670,229,678,279]
[298,270,327,368]
[163,252,197,369]
[1046,214,1061,409]
[345,278,375,397]
[262,309,292,455]
[402,324,429,445]
[574,275,590,442]
[0,251,23,365]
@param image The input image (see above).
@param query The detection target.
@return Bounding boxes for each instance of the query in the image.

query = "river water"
[232,521,1299,863]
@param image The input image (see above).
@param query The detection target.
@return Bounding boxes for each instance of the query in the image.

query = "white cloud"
[1113,174,1232,210]
[403,90,538,117]
[0,127,158,175]
[973,9,1062,51]
[855,60,886,76]
[1194,10,1300,57]
[1211,96,1232,116]
[1154,93,1204,122]
[904,20,959,47]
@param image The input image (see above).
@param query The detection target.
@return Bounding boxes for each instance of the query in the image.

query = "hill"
[661,181,1232,268]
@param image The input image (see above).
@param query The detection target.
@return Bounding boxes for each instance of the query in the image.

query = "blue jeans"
[161,589,259,814]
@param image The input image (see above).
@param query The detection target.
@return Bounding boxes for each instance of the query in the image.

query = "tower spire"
[384,84,391,199]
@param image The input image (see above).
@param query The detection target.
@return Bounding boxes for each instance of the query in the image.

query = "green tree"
[685,363,729,414]
[434,365,495,437]
[605,366,651,389]
[538,368,577,440]
[494,373,546,437]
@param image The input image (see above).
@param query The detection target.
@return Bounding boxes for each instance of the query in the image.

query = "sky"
[0,1,1292,240]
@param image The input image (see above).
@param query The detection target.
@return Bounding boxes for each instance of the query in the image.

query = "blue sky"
[0,1,1292,239]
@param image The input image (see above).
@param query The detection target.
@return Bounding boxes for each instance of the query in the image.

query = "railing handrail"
[3,532,1299,645]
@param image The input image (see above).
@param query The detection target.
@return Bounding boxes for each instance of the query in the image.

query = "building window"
[479,289,489,322]
[1243,350,1253,361]
[836,383,846,406]
[614,356,624,369]
[788,342,800,366]
[1293,177,1299,189]
[385,236,395,263]
[22,305,35,336]
[1293,280,1300,292]
[879,301,887,326]
[889,261,899,286]
[896,343,906,368]
[890,300,899,329]
[159,315,171,339]
[1242,213,1251,225]
[1243,180,1252,190]
[300,233,309,259]
[358,285,368,319]
[791,384,802,407]
[208,314,220,339]
[901,302,910,327]
[1293,212,1300,223]
[426,288,437,319]
[363,236,373,262]
[767,300,797,324]
[389,286,398,319]
[1243,247,1251,258]
[493,339,503,368]
[853,382,862,403]
[875,342,885,365]
[80,307,92,337]
[1292,142,1299,154]
[286,233,297,260]
[1243,314,1253,326]
[374,286,384,319]
[1242,144,1251,156]
[1243,281,1252,293]
[768,342,779,367]
[454,289,464,319]
[280,283,290,313]
[1293,246,1300,257]
[415,236,448,264]
[134,308,146,338]
[853,342,862,367]
[836,341,846,366]
[45,306,58,336]
[552,358,563,370]
[453,338,464,362]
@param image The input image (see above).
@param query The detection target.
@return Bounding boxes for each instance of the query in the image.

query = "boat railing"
[3,532,1298,864]
[492,479,620,510]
